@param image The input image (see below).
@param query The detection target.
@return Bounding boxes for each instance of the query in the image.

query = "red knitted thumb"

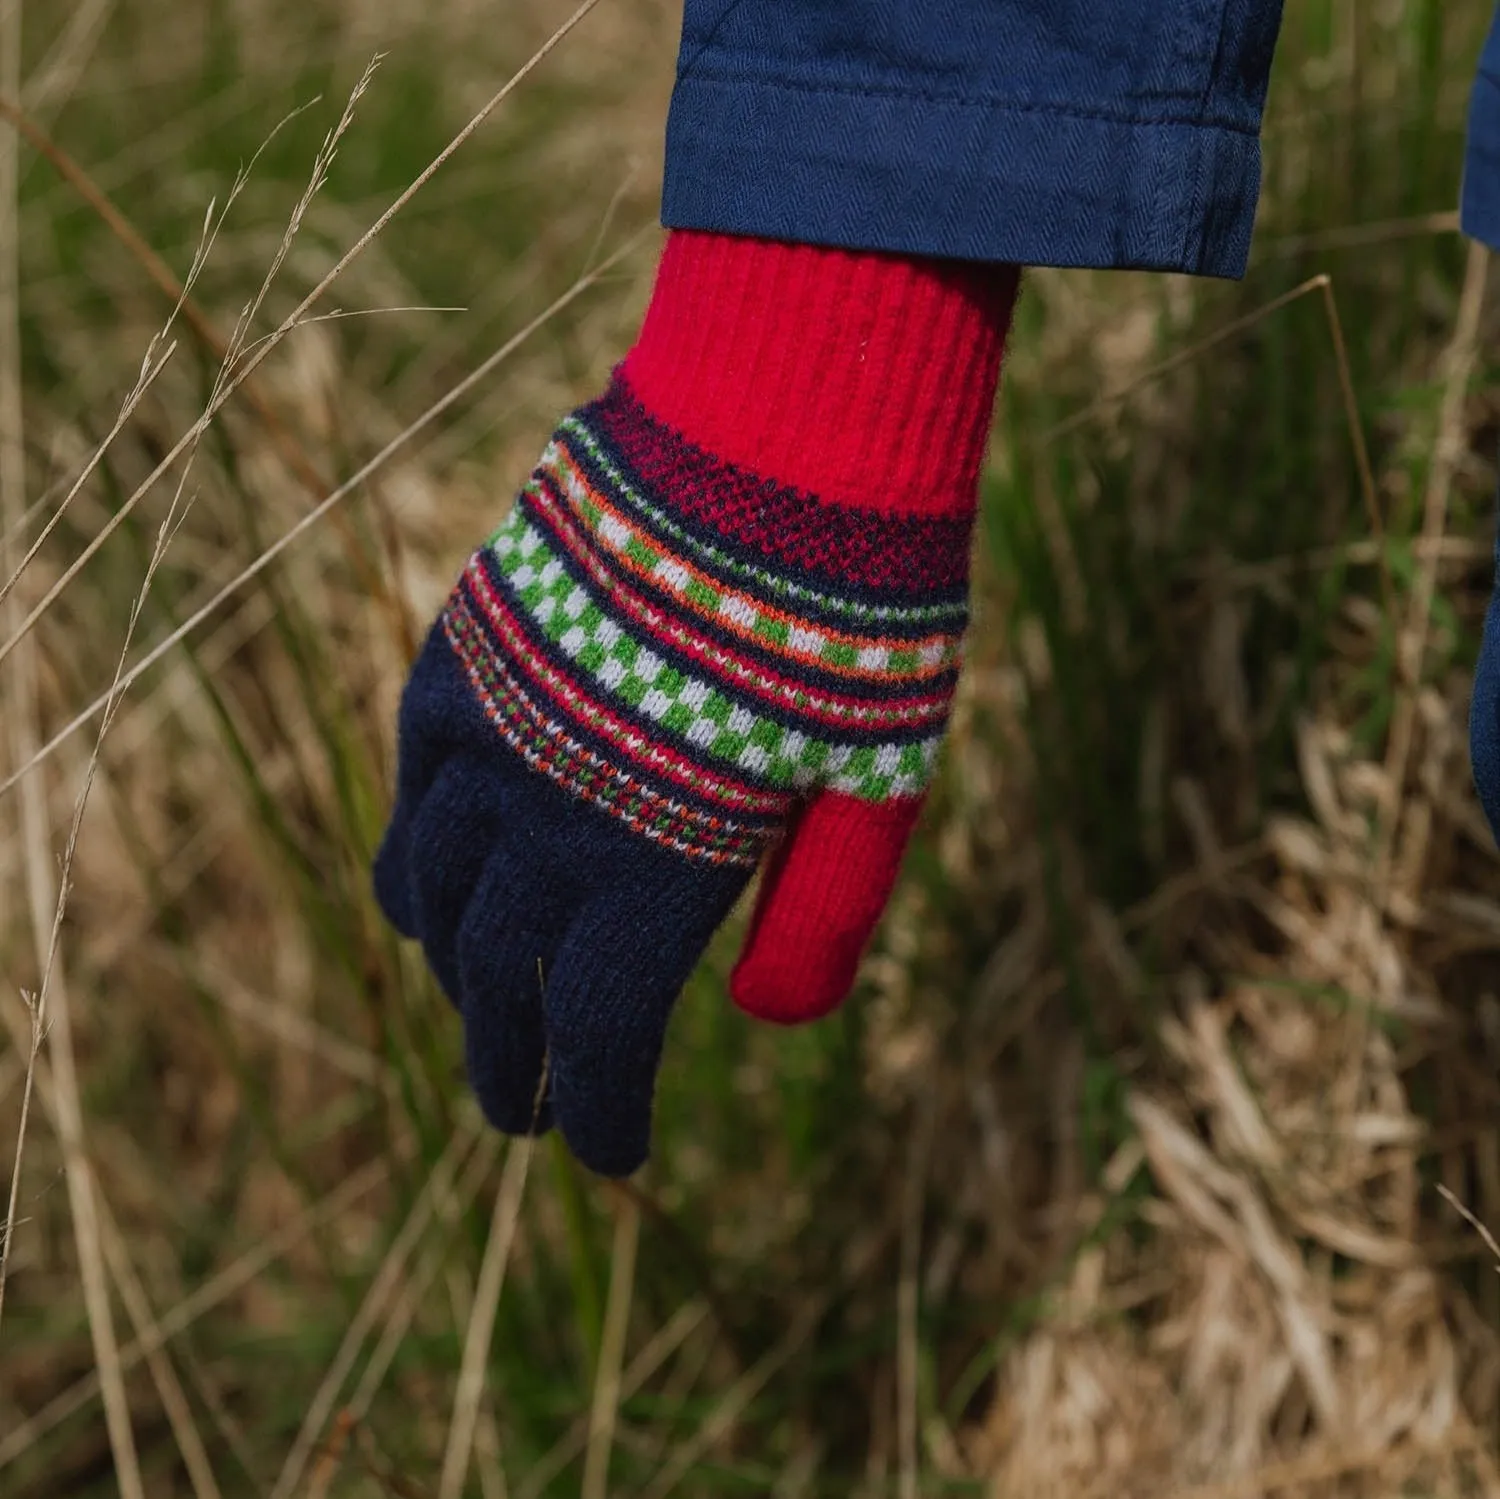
[729,792,925,1024]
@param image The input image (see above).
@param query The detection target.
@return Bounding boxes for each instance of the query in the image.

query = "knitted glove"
[374,231,1018,1175]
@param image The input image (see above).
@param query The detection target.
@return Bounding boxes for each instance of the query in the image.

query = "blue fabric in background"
[661,0,1285,278]
[1463,3,1500,251]
[1466,6,1500,846]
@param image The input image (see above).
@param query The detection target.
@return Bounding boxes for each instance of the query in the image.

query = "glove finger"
[541,856,750,1177]
[730,791,924,1024]
[455,848,569,1136]
[373,798,420,938]
[404,757,518,1005]
[373,619,474,938]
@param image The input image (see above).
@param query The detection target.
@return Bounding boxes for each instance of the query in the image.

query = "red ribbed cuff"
[621,230,1019,517]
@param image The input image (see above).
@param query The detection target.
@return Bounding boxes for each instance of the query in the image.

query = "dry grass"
[2,1,1499,1496]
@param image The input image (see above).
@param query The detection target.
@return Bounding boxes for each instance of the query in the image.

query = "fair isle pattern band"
[442,380,970,867]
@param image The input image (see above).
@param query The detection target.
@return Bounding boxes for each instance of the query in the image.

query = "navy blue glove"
[374,620,749,1177]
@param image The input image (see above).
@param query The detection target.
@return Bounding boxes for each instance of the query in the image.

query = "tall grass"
[1,1,1498,1495]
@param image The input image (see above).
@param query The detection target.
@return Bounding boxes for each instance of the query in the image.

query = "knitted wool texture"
[452,383,966,861]
[375,231,1017,1175]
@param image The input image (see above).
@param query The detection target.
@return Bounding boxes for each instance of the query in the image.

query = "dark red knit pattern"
[585,381,974,596]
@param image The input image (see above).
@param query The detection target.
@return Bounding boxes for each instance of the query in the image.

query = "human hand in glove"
[373,231,1018,1176]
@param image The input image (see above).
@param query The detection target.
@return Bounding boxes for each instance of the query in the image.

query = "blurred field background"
[2,0,1499,1494]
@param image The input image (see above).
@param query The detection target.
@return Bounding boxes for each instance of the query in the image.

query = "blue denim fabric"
[1466,10,1500,845]
[1462,4,1500,251]
[661,0,1285,277]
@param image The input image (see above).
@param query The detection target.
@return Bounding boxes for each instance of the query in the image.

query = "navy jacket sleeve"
[661,0,1286,278]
